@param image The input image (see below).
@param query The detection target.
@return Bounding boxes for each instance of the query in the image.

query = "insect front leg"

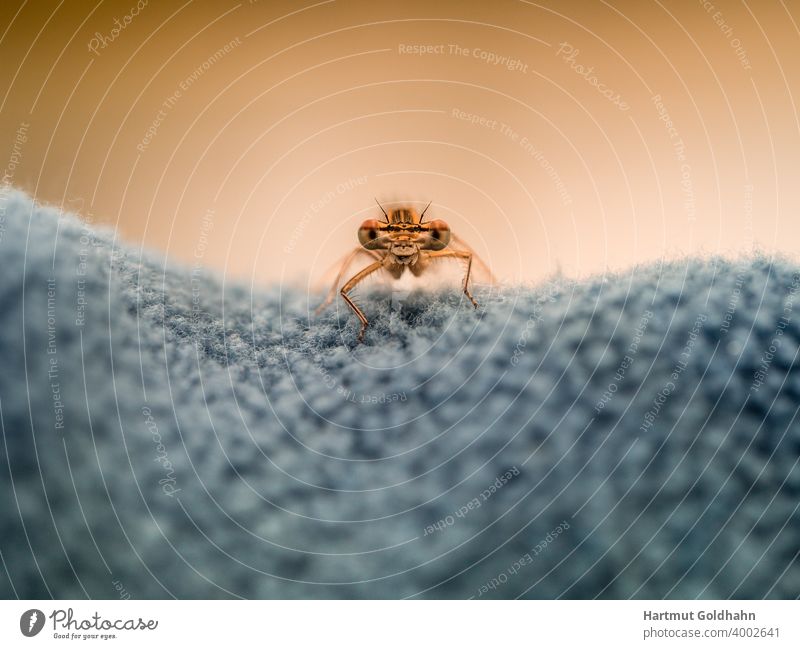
[427,250,479,309]
[340,261,385,341]
[316,247,382,315]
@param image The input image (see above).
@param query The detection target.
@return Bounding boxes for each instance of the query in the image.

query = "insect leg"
[449,232,497,285]
[340,261,385,341]
[427,250,479,309]
[315,247,382,315]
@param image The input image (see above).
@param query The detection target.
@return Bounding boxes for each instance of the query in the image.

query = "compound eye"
[358,219,385,248]
[425,219,451,249]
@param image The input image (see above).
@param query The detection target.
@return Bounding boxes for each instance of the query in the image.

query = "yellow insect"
[318,200,495,341]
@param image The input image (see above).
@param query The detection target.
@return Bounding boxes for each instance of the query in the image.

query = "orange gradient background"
[1,0,798,286]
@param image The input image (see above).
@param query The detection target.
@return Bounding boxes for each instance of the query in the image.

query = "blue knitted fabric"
[0,187,798,599]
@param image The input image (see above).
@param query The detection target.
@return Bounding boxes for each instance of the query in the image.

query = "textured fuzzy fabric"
[1,186,799,599]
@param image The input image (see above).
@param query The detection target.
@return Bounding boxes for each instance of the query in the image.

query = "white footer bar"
[1,600,796,648]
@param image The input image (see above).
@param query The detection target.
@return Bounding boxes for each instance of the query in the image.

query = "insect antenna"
[419,200,432,223]
[374,198,390,223]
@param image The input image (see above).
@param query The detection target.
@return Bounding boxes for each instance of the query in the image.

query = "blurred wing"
[447,233,497,285]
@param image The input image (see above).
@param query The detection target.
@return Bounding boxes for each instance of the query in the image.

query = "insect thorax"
[389,208,417,224]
